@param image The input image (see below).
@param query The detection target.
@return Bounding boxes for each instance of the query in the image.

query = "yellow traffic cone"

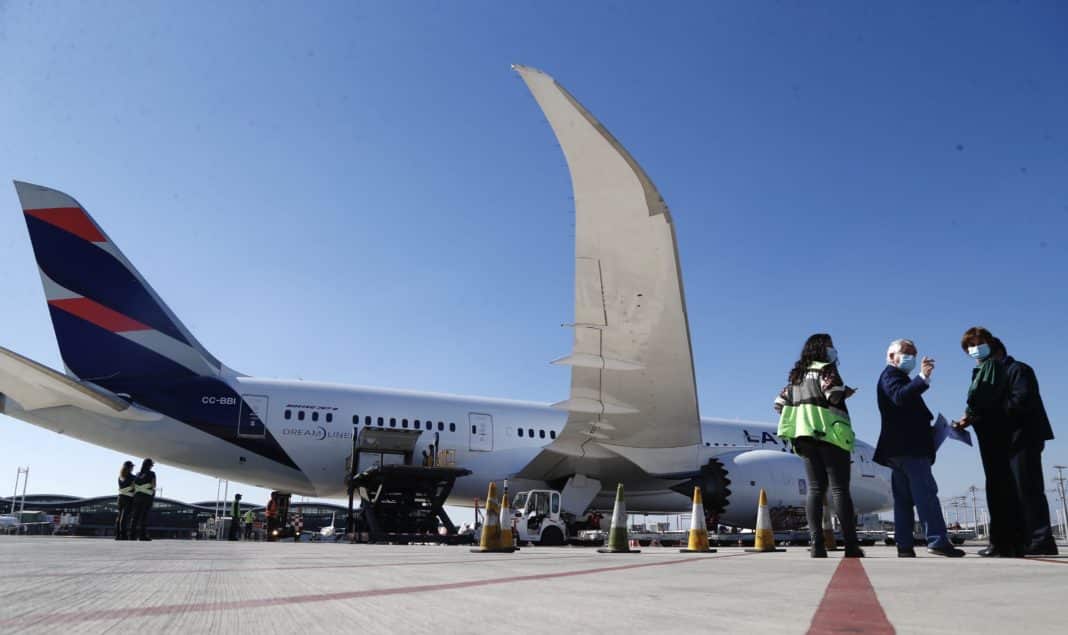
[471,482,514,553]
[822,495,838,551]
[745,488,786,552]
[680,486,717,553]
[498,482,519,552]
[598,484,639,553]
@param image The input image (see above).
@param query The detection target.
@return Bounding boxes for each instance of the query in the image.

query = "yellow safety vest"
[134,482,155,496]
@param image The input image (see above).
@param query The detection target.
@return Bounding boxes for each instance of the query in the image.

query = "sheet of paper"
[946,417,973,447]
[933,413,973,450]
[932,414,951,451]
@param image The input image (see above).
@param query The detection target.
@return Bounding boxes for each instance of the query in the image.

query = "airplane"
[0,65,892,529]
[319,512,339,540]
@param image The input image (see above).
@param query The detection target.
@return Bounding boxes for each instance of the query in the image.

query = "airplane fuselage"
[5,373,893,527]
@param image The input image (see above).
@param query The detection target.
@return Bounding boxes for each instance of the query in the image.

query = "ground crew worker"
[266,492,279,540]
[115,460,136,540]
[775,333,864,558]
[229,493,243,541]
[129,458,157,541]
[243,509,255,540]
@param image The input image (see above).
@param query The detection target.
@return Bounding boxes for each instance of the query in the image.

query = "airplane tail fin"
[12,181,222,393]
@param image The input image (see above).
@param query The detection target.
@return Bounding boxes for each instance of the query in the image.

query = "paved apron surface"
[0,538,1064,634]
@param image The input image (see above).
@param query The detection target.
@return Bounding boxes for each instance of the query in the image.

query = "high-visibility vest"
[118,476,135,497]
[776,362,855,452]
[132,480,155,499]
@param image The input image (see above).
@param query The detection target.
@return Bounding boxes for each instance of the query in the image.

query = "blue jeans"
[887,456,951,549]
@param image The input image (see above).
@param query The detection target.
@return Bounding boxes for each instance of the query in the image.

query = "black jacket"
[874,365,934,466]
[133,470,156,498]
[1003,355,1054,448]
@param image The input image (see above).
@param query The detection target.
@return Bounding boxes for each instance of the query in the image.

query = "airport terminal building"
[1,495,346,539]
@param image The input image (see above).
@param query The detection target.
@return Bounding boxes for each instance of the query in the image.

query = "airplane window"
[550,430,556,439]
[437,421,444,431]
[528,429,534,438]
[471,424,476,434]
[539,430,545,439]
[414,419,420,428]
[298,411,305,421]
[285,410,292,420]
[312,412,319,422]
[390,418,396,428]
[402,418,408,428]
[352,414,358,424]
[518,428,524,437]
[449,422,456,432]
[426,421,432,430]
[326,413,333,423]
[365,416,371,425]
[377,417,384,426]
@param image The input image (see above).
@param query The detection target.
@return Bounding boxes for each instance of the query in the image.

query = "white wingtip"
[512,64,549,79]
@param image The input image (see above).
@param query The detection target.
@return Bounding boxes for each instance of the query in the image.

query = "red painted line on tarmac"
[807,559,894,635]
[0,552,755,626]
[1030,558,1068,565]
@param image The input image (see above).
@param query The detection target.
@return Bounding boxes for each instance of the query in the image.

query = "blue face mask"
[968,344,991,360]
[826,347,838,364]
[898,354,916,373]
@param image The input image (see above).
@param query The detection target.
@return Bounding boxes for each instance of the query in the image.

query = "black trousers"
[115,496,133,538]
[975,426,1024,551]
[1009,441,1054,549]
[794,437,859,548]
[129,494,154,539]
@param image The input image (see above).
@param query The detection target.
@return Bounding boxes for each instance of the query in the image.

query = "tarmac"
[0,537,1065,634]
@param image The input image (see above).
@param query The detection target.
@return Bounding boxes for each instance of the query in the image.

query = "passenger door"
[238,395,269,438]
[468,412,493,452]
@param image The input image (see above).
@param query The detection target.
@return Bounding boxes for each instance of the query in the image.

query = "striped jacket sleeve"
[820,367,846,405]
[774,385,790,413]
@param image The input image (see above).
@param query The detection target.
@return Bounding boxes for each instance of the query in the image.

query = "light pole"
[968,486,980,534]
[11,467,29,515]
[1053,466,1068,542]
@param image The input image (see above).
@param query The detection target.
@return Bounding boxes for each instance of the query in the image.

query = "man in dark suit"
[992,338,1058,555]
[875,339,964,557]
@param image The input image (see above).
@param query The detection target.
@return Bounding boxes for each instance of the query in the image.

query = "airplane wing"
[0,346,160,421]
[513,65,703,480]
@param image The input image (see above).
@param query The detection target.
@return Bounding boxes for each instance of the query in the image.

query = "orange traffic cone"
[471,482,514,553]
[598,484,639,553]
[745,489,785,552]
[680,486,717,553]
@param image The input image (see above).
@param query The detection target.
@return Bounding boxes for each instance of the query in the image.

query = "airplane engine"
[675,449,809,530]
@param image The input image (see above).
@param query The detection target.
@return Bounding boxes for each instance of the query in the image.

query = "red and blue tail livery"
[12,181,298,471]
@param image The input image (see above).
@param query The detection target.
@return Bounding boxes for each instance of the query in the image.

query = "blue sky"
[1,1,1066,519]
